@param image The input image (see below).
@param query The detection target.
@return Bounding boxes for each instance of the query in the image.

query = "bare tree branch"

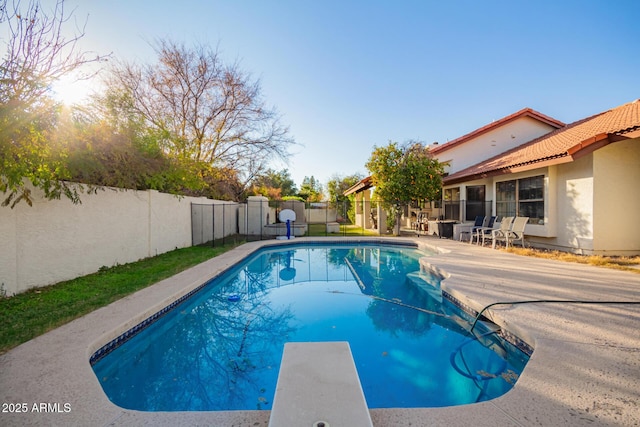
[105,39,295,182]
[1,0,109,104]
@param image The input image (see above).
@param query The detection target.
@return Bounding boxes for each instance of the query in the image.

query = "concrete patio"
[1,236,638,426]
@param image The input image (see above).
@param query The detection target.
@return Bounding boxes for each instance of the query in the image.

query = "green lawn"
[0,243,241,354]
[306,223,378,236]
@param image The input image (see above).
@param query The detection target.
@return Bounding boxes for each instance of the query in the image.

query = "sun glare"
[51,73,98,106]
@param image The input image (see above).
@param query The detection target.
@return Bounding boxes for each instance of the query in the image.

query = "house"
[345,100,640,255]
[438,99,640,255]
[430,107,565,222]
[345,107,567,235]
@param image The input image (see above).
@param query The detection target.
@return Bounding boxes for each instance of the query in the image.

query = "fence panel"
[191,202,241,246]
[193,198,486,247]
[191,203,212,245]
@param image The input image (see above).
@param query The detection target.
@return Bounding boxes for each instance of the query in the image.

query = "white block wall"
[0,183,234,296]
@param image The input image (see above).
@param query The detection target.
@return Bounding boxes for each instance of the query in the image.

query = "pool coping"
[1,236,639,426]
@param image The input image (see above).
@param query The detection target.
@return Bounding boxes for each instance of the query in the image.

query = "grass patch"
[340,224,380,236]
[0,242,241,355]
[504,247,640,273]
[306,223,379,236]
[306,223,328,236]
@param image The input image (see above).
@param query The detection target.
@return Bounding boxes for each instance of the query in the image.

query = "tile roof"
[443,99,640,185]
[343,176,373,195]
[430,108,565,155]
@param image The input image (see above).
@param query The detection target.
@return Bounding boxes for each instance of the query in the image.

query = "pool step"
[268,342,373,427]
[406,271,442,302]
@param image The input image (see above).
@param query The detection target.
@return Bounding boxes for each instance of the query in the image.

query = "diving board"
[268,341,373,427]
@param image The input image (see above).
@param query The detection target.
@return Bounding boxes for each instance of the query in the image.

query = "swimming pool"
[91,242,529,411]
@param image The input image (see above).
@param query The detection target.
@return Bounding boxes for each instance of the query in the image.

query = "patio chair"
[490,217,514,248]
[504,216,529,248]
[472,216,497,245]
[460,215,485,242]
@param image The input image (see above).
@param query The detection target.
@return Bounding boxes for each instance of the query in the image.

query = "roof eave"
[567,133,610,159]
[442,154,571,186]
[567,131,637,160]
[343,177,373,196]
[430,108,565,155]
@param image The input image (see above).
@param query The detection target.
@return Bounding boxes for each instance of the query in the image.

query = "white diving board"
[268,342,373,427]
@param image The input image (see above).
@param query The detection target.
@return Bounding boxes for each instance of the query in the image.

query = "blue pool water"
[91,243,529,411]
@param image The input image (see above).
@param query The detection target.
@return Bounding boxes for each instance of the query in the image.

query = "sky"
[43,0,640,189]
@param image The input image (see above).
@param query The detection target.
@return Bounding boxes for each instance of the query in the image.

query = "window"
[518,176,544,224]
[496,176,544,224]
[465,185,486,221]
[444,188,460,201]
[443,187,460,220]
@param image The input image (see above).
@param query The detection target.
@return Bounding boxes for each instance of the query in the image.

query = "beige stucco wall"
[593,138,640,255]
[444,163,593,250]
[219,200,241,238]
[487,140,639,255]
[0,208,17,297]
[306,208,337,223]
[436,117,557,175]
[353,189,374,229]
[240,195,268,235]
[551,156,594,253]
[0,184,229,296]
[149,190,195,255]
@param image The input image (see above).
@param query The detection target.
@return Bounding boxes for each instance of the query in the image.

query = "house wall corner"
[593,138,640,255]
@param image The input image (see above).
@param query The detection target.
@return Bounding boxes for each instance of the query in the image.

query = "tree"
[326,173,363,203]
[60,110,198,195]
[0,0,108,207]
[190,164,245,201]
[104,39,294,190]
[365,141,444,233]
[250,168,297,199]
[298,175,323,202]
[327,173,363,223]
[68,87,208,196]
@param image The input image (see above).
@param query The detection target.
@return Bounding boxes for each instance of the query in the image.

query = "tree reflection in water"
[94,244,527,411]
[97,252,298,411]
